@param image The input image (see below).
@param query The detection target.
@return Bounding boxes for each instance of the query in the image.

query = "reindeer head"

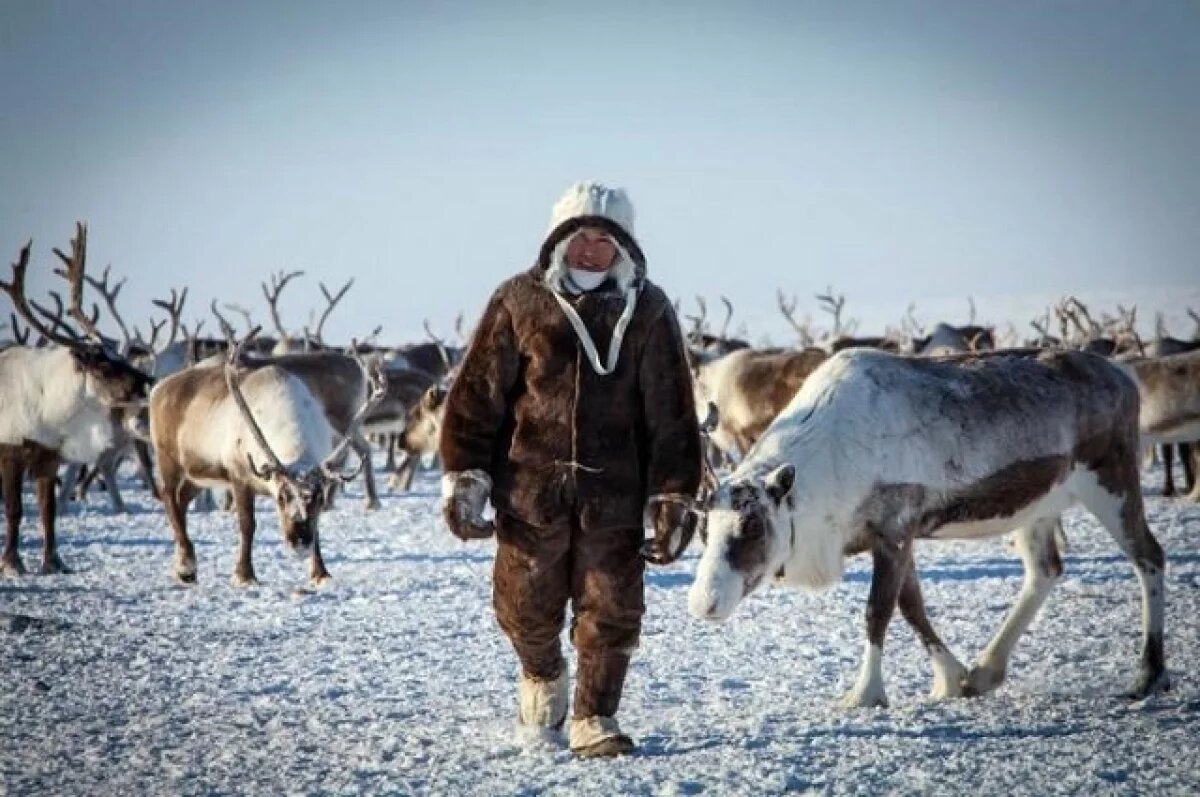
[402,382,447,460]
[688,464,795,622]
[225,333,386,555]
[266,469,327,555]
[71,343,154,407]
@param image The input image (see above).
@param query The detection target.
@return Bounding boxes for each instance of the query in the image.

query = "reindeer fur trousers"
[492,511,644,719]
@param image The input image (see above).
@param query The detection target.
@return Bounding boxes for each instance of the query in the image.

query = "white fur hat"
[547,181,635,237]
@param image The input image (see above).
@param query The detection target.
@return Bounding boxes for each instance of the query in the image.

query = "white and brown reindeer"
[0,229,154,575]
[688,347,1168,706]
[149,335,384,586]
[691,346,828,461]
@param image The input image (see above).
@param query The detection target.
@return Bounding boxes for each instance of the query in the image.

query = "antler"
[320,343,389,483]
[211,300,238,343]
[684,296,708,339]
[224,329,290,482]
[422,319,453,371]
[83,264,132,353]
[151,288,188,348]
[7,314,29,346]
[901,303,925,339]
[1,240,84,348]
[815,286,846,338]
[1189,308,1200,339]
[719,296,734,339]
[261,269,304,339]
[312,278,353,345]
[776,289,813,346]
[50,222,107,344]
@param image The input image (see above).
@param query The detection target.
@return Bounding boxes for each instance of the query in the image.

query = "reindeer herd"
[1,224,1197,705]
[0,224,460,582]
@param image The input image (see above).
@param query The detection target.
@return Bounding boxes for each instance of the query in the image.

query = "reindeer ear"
[763,464,795,505]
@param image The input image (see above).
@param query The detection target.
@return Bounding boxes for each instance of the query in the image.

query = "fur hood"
[533,182,647,376]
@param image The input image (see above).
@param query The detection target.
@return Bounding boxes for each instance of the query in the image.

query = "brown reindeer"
[149,336,384,586]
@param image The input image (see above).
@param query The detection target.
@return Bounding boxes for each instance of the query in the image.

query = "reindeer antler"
[423,319,453,371]
[1,239,86,349]
[815,286,846,338]
[261,269,304,339]
[719,296,734,338]
[83,264,133,353]
[210,300,238,344]
[50,222,109,345]
[224,329,290,481]
[684,296,708,340]
[312,278,353,345]
[7,313,30,346]
[320,342,389,483]
[777,289,814,346]
[151,288,188,348]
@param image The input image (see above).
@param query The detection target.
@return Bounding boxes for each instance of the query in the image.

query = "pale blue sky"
[2,1,1197,344]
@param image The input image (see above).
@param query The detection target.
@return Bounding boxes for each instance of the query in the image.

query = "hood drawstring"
[545,235,641,377]
[550,286,638,377]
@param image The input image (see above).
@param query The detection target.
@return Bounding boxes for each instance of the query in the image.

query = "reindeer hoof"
[174,570,197,585]
[39,556,70,576]
[961,664,1006,697]
[365,499,382,511]
[2,556,27,578]
[839,684,889,709]
[310,574,332,589]
[231,573,260,588]
[1126,668,1170,700]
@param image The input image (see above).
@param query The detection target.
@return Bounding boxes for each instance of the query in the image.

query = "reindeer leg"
[384,434,397,472]
[842,537,912,708]
[33,449,68,575]
[309,530,331,587]
[134,440,158,500]
[1,447,26,577]
[963,518,1062,697]
[897,560,967,699]
[231,485,258,586]
[161,463,199,583]
[100,448,127,515]
[354,434,380,510]
[1076,477,1168,698]
[58,462,82,507]
[1161,444,1176,497]
[390,451,416,492]
[1181,443,1196,498]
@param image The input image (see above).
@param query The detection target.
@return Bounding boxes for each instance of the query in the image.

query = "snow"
[2,462,1198,795]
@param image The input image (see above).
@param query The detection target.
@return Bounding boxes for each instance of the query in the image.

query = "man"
[440,181,702,757]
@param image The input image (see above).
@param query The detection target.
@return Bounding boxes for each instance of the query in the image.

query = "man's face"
[565,227,618,272]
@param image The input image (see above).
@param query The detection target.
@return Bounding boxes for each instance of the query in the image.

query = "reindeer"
[688,348,1168,707]
[210,304,389,509]
[149,335,383,586]
[0,228,154,575]
[388,382,449,491]
[1119,349,1200,502]
[691,346,828,461]
[58,283,191,512]
[1132,335,1200,498]
[362,365,438,476]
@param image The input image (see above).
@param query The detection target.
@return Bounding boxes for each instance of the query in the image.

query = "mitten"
[641,493,701,565]
[442,469,495,540]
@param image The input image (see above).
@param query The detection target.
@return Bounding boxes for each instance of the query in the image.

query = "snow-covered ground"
[2,461,1198,796]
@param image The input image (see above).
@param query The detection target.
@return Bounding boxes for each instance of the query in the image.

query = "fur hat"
[547,181,635,238]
